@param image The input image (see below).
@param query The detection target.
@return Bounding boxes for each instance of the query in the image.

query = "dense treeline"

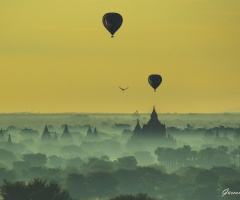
[0,178,72,200]
[1,151,240,200]
[1,144,240,173]
[1,137,240,200]
[1,165,240,200]
[155,145,240,171]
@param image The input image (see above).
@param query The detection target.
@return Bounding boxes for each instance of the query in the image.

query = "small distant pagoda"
[87,126,98,137]
[87,126,92,136]
[7,134,12,145]
[133,119,141,137]
[0,128,4,139]
[41,125,52,141]
[93,127,99,137]
[61,124,72,141]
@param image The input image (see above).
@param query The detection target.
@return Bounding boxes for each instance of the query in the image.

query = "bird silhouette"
[119,87,129,91]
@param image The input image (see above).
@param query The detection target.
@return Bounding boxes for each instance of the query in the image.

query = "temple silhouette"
[0,128,4,139]
[87,126,92,136]
[133,106,166,138]
[131,106,176,147]
[7,134,12,145]
[87,126,98,137]
[61,124,72,141]
[41,125,52,141]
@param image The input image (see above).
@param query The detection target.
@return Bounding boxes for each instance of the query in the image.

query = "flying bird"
[119,87,129,91]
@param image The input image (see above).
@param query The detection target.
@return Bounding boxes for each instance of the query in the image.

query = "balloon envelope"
[148,74,162,92]
[102,13,123,37]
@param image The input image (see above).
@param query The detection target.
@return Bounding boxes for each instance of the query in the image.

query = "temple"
[0,128,4,139]
[7,134,12,145]
[41,125,52,141]
[131,106,176,147]
[87,126,92,136]
[87,126,98,137]
[61,124,72,141]
[133,106,166,138]
[93,127,98,137]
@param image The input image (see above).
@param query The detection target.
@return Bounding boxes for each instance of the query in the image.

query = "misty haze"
[0,109,240,200]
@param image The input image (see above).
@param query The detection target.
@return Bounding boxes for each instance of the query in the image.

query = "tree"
[28,179,71,200]
[22,153,47,167]
[117,156,137,170]
[197,147,216,168]
[231,146,240,167]
[66,173,86,199]
[233,128,240,140]
[178,145,192,167]
[114,169,142,194]
[66,157,83,168]
[48,155,65,168]
[195,170,219,186]
[0,180,30,200]
[191,184,218,200]
[86,171,118,198]
[192,170,219,200]
[0,168,17,187]
[155,146,193,171]
[212,167,240,180]
[0,149,16,161]
[0,178,72,200]
[80,157,114,174]
[155,147,167,166]
[134,151,155,166]
[110,193,155,200]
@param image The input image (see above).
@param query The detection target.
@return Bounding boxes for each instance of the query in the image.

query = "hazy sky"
[0,0,240,113]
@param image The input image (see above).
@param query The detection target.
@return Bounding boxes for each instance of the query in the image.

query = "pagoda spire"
[0,128,4,138]
[63,124,69,134]
[41,124,52,141]
[132,119,142,137]
[44,124,49,132]
[7,134,12,145]
[87,125,92,136]
[151,105,158,120]
[134,119,141,132]
[93,127,98,137]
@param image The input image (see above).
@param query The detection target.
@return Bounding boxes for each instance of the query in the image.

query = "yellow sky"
[0,0,240,113]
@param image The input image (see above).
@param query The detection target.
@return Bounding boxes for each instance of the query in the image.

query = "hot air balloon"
[148,74,162,92]
[102,13,123,38]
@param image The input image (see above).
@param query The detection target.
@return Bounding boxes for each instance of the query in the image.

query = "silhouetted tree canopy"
[117,156,137,170]
[110,193,155,200]
[0,149,16,161]
[0,178,72,200]
[67,173,86,199]
[86,171,118,198]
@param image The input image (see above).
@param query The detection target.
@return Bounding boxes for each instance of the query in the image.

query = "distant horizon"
[0,111,240,114]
